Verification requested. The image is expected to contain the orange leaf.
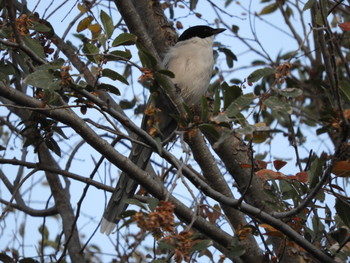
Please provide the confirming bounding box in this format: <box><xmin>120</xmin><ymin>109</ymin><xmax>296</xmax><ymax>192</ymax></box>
<box><xmin>339</xmin><ymin>22</ymin><xmax>350</xmax><ymax>31</ymax></box>
<box><xmin>240</xmin><ymin>163</ymin><xmax>252</xmax><ymax>168</ymax></box>
<box><xmin>77</xmin><ymin>16</ymin><xmax>94</xmax><ymax>32</ymax></box>
<box><xmin>289</xmin><ymin>171</ymin><xmax>308</xmax><ymax>183</ymax></box>
<box><xmin>332</xmin><ymin>161</ymin><xmax>350</xmax><ymax>177</ymax></box>
<box><xmin>273</xmin><ymin>160</ymin><xmax>287</xmax><ymax>171</ymax></box>
<box><xmin>259</xmin><ymin>224</ymin><xmax>284</xmax><ymax>237</ymax></box>
<box><xmin>256</xmin><ymin>169</ymin><xmax>286</xmax><ymax>180</ymax></box>
<box><xmin>236</xmin><ymin>225</ymin><xmax>253</xmax><ymax>241</ymax></box>
<box><xmin>256</xmin><ymin>160</ymin><xmax>267</xmax><ymax>169</ymax></box>
<box><xmin>77</xmin><ymin>3</ymin><xmax>88</xmax><ymax>13</ymax></box>
<box><xmin>202</xmin><ymin>205</ymin><xmax>221</xmax><ymax>224</ymax></box>
<box><xmin>88</xmin><ymin>23</ymin><xmax>102</xmax><ymax>34</ymax></box>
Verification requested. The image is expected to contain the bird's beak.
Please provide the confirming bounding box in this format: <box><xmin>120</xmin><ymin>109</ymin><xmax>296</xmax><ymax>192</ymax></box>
<box><xmin>213</xmin><ymin>28</ymin><xmax>226</xmax><ymax>35</ymax></box>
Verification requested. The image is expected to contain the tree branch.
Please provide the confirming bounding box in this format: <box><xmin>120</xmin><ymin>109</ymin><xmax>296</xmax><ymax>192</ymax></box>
<box><xmin>0</xmin><ymin>158</ymin><xmax>114</xmax><ymax>192</ymax></box>
<box><xmin>185</xmin><ymin>130</ymin><xmax>264</xmax><ymax>262</ymax></box>
<box><xmin>0</xmin><ymin>85</ymin><xmax>336</xmax><ymax>262</ymax></box>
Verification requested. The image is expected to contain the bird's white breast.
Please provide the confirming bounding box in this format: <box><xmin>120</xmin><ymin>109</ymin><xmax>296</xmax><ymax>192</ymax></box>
<box><xmin>163</xmin><ymin>36</ymin><xmax>215</xmax><ymax>105</ymax></box>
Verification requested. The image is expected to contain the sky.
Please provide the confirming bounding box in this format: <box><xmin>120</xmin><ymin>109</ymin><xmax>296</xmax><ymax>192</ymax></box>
<box><xmin>0</xmin><ymin>0</ymin><xmax>336</xmax><ymax>262</ymax></box>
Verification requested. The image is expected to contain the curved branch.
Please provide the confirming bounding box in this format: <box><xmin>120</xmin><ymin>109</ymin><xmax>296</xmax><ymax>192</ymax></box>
<box><xmin>0</xmin><ymin>158</ymin><xmax>114</xmax><ymax>192</ymax></box>
<box><xmin>0</xmin><ymin>83</ymin><xmax>237</xmax><ymax>254</ymax></box>
<box><xmin>38</xmin><ymin>145</ymin><xmax>85</xmax><ymax>263</ymax></box>
<box><xmin>0</xmin><ymin>85</ymin><xmax>336</xmax><ymax>263</ymax></box>
<box><xmin>0</xmin><ymin>197</ymin><xmax>57</xmax><ymax>217</ymax></box>
<box><xmin>185</xmin><ymin>131</ymin><xmax>264</xmax><ymax>262</ymax></box>
<box><xmin>272</xmin><ymin>162</ymin><xmax>332</xmax><ymax>219</ymax></box>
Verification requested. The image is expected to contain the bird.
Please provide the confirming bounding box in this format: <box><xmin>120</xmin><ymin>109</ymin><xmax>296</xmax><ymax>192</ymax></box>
<box><xmin>100</xmin><ymin>25</ymin><xmax>226</xmax><ymax>235</ymax></box>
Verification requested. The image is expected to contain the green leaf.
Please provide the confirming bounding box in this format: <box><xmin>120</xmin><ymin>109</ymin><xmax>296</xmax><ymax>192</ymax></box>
<box><xmin>190</xmin><ymin>239</ymin><xmax>212</xmax><ymax>252</ymax></box>
<box><xmin>259</xmin><ymin>3</ymin><xmax>278</xmax><ymax>15</ymax></box>
<box><xmin>156</xmin><ymin>69</ymin><xmax>175</xmax><ymax>78</ymax></box>
<box><xmin>12</xmin><ymin>51</ymin><xmax>30</xmax><ymax>74</ymax></box>
<box><xmin>154</xmin><ymin>72</ymin><xmax>172</xmax><ymax>92</ymax></box>
<box><xmin>125</xmin><ymin>198</ymin><xmax>147</xmax><ymax>210</ymax></box>
<box><xmin>36</xmin><ymin>59</ymin><xmax>65</xmax><ymax>71</ymax></box>
<box><xmin>218</xmin><ymin>47</ymin><xmax>237</xmax><ymax>68</ymax></box>
<box><xmin>339</xmin><ymin>80</ymin><xmax>350</xmax><ymax>102</ymax></box>
<box><xmin>100</xmin><ymin>10</ymin><xmax>114</xmax><ymax>39</ymax></box>
<box><xmin>102</xmin><ymin>68</ymin><xmax>129</xmax><ymax>85</ymax></box>
<box><xmin>201</xmin><ymin>96</ymin><xmax>209</xmax><ymax>122</ymax></box>
<box><xmin>105</xmin><ymin>50</ymin><xmax>132</xmax><ymax>61</ymax></box>
<box><xmin>45</xmin><ymin>138</ymin><xmax>61</xmax><ymax>157</ymax></box>
<box><xmin>231</xmin><ymin>25</ymin><xmax>239</xmax><ymax>34</ymax></box>
<box><xmin>174</xmin><ymin>104</ymin><xmax>191</xmax><ymax>125</ymax></box>
<box><xmin>335</xmin><ymin>198</ymin><xmax>350</xmax><ymax>228</ymax></box>
<box><xmin>329</xmin><ymin>227</ymin><xmax>348</xmax><ymax>244</ymax></box>
<box><xmin>119</xmin><ymin>210</ymin><xmax>137</xmax><ymax>219</ymax></box>
<box><xmin>312</xmin><ymin>214</ymin><xmax>325</xmax><ymax>236</ymax></box>
<box><xmin>285</xmin><ymin>6</ymin><xmax>294</xmax><ymax>18</ymax></box>
<box><xmin>29</xmin><ymin>21</ymin><xmax>52</xmax><ymax>33</ymax></box>
<box><xmin>225</xmin><ymin>93</ymin><xmax>255</xmax><ymax>118</ymax></box>
<box><xmin>147</xmin><ymin>197</ymin><xmax>159</xmax><ymax>211</ymax></box>
<box><xmin>38</xmin><ymin>225</ymin><xmax>49</xmax><ymax>240</ymax></box>
<box><xmin>120</xmin><ymin>98</ymin><xmax>137</xmax><ymax>109</ymax></box>
<box><xmin>227</xmin><ymin>237</ymin><xmax>246</xmax><ymax>257</ymax></box>
<box><xmin>158</xmin><ymin>240</ymin><xmax>175</xmax><ymax>250</ymax></box>
<box><xmin>213</xmin><ymin>87</ymin><xmax>221</xmax><ymax>116</ymax></box>
<box><xmin>19</xmin><ymin>258</ymin><xmax>39</xmax><ymax>263</ymax></box>
<box><xmin>222</xmin><ymin>82</ymin><xmax>243</xmax><ymax>110</ymax></box>
<box><xmin>251</xmin><ymin>60</ymin><xmax>266</xmax><ymax>66</ymax></box>
<box><xmin>303</xmin><ymin>0</ymin><xmax>315</xmax><ymax>11</ymax></box>
<box><xmin>154</xmin><ymin>137</ymin><xmax>163</xmax><ymax>155</ymax></box>
<box><xmin>212</xmin><ymin>113</ymin><xmax>232</xmax><ymax>123</ymax></box>
<box><xmin>112</xmin><ymin>33</ymin><xmax>137</xmax><ymax>47</ymax></box>
<box><xmin>138</xmin><ymin>43</ymin><xmax>157</xmax><ymax>68</ymax></box>
<box><xmin>23</xmin><ymin>35</ymin><xmax>46</xmax><ymax>59</ymax></box>
<box><xmin>0</xmin><ymin>62</ymin><xmax>16</xmax><ymax>78</ymax></box>
<box><xmin>97</xmin><ymin>83</ymin><xmax>121</xmax><ymax>96</ymax></box>
<box><xmin>247</xmin><ymin>67</ymin><xmax>274</xmax><ymax>83</ymax></box>
<box><xmin>236</xmin><ymin>124</ymin><xmax>257</xmax><ymax>135</ymax></box>
<box><xmin>82</xmin><ymin>42</ymin><xmax>100</xmax><ymax>63</ymax></box>
<box><xmin>225</xmin><ymin>0</ymin><xmax>233</xmax><ymax>7</ymax></box>
<box><xmin>23</xmin><ymin>136</ymin><xmax>37</xmax><ymax>148</ymax></box>
<box><xmin>24</xmin><ymin>70</ymin><xmax>61</xmax><ymax>90</ymax></box>
<box><xmin>264</xmin><ymin>96</ymin><xmax>292</xmax><ymax>115</ymax></box>
<box><xmin>308</xmin><ymin>156</ymin><xmax>324</xmax><ymax>188</ymax></box>
<box><xmin>0</xmin><ymin>253</ymin><xmax>13</xmax><ymax>263</ymax></box>
<box><xmin>52</xmin><ymin>126</ymin><xmax>68</xmax><ymax>139</ymax></box>
<box><xmin>190</xmin><ymin>0</ymin><xmax>198</xmax><ymax>9</ymax></box>
<box><xmin>315</xmin><ymin>10</ymin><xmax>324</xmax><ymax>26</ymax></box>
<box><xmin>276</xmin><ymin>88</ymin><xmax>303</xmax><ymax>98</ymax></box>
<box><xmin>199</xmin><ymin>123</ymin><xmax>220</xmax><ymax>140</ymax></box>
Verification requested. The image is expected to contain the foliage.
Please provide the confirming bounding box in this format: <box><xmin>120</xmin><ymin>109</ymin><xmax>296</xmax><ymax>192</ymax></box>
<box><xmin>0</xmin><ymin>0</ymin><xmax>350</xmax><ymax>263</ymax></box>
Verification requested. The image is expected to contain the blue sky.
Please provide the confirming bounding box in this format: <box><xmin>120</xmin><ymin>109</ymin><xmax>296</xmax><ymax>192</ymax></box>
<box><xmin>1</xmin><ymin>1</ymin><xmax>336</xmax><ymax>262</ymax></box>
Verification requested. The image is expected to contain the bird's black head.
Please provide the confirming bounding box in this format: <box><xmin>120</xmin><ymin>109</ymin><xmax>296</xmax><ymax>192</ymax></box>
<box><xmin>177</xmin><ymin>25</ymin><xmax>226</xmax><ymax>42</ymax></box>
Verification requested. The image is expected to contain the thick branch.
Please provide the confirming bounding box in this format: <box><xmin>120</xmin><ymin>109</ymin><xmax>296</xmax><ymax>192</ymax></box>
<box><xmin>0</xmin><ymin>197</ymin><xmax>57</xmax><ymax>217</ymax></box>
<box><xmin>185</xmin><ymin>131</ymin><xmax>264</xmax><ymax>262</ymax></box>
<box><xmin>0</xmin><ymin>158</ymin><xmax>114</xmax><ymax>192</ymax></box>
<box><xmin>38</xmin><ymin>145</ymin><xmax>85</xmax><ymax>263</ymax></box>
<box><xmin>0</xmin><ymin>85</ymin><xmax>237</xmax><ymax>255</ymax></box>
<box><xmin>0</xmin><ymin>86</ymin><xmax>336</xmax><ymax>263</ymax></box>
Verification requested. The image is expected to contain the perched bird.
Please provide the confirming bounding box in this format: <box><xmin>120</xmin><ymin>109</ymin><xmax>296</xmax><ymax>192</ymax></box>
<box><xmin>100</xmin><ymin>25</ymin><xmax>226</xmax><ymax>235</ymax></box>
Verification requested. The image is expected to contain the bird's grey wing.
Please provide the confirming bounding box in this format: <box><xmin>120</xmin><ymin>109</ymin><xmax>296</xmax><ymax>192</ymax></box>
<box><xmin>101</xmin><ymin>93</ymin><xmax>177</xmax><ymax>235</ymax></box>
<box><xmin>101</xmin><ymin>143</ymin><xmax>153</xmax><ymax>235</ymax></box>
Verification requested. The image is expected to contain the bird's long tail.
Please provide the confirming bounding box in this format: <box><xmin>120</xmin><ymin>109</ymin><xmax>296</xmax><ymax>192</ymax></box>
<box><xmin>100</xmin><ymin>144</ymin><xmax>153</xmax><ymax>235</ymax></box>
<box><xmin>101</xmin><ymin>92</ymin><xmax>177</xmax><ymax>235</ymax></box>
